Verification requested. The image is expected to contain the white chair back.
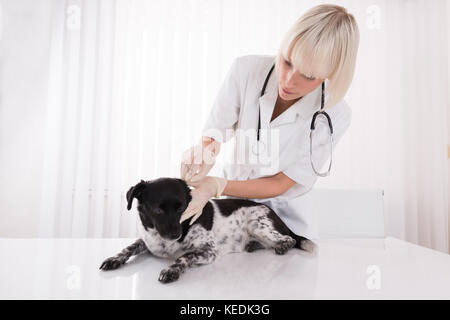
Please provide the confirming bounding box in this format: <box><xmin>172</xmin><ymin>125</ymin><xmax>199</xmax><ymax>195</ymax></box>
<box><xmin>305</xmin><ymin>188</ymin><xmax>385</xmax><ymax>239</ymax></box>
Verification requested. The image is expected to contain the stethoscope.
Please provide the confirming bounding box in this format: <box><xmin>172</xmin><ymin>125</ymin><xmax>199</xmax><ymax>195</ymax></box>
<box><xmin>255</xmin><ymin>63</ymin><xmax>334</xmax><ymax>177</ymax></box>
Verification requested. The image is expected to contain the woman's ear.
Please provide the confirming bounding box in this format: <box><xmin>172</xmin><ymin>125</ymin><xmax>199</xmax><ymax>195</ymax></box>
<box><xmin>126</xmin><ymin>180</ymin><xmax>147</xmax><ymax>210</ymax></box>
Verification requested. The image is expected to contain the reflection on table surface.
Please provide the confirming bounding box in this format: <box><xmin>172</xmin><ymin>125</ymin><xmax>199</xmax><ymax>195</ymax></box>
<box><xmin>0</xmin><ymin>237</ymin><xmax>449</xmax><ymax>299</ymax></box>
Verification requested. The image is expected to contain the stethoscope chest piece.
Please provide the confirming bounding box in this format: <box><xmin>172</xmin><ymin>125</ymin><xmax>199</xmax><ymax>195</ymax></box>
<box><xmin>251</xmin><ymin>139</ymin><xmax>266</xmax><ymax>156</ymax></box>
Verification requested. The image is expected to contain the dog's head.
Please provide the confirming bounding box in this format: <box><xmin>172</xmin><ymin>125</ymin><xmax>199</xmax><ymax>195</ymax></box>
<box><xmin>126</xmin><ymin>178</ymin><xmax>192</xmax><ymax>240</ymax></box>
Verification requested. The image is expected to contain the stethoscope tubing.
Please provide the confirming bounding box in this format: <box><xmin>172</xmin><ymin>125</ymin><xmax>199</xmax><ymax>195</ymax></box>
<box><xmin>256</xmin><ymin>63</ymin><xmax>334</xmax><ymax>177</ymax></box>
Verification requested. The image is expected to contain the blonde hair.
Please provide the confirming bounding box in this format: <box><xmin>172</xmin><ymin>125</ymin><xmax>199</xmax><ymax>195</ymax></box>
<box><xmin>275</xmin><ymin>4</ymin><xmax>360</xmax><ymax>109</ymax></box>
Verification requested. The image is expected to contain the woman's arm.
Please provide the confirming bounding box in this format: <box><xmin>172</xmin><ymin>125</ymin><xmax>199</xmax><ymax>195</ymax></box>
<box><xmin>199</xmin><ymin>136</ymin><xmax>296</xmax><ymax>198</ymax></box>
<box><xmin>223</xmin><ymin>172</ymin><xmax>296</xmax><ymax>199</ymax></box>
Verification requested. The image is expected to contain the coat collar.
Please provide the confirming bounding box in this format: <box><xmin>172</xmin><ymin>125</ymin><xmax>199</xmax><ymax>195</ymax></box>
<box><xmin>258</xmin><ymin>64</ymin><xmax>324</xmax><ymax>130</ymax></box>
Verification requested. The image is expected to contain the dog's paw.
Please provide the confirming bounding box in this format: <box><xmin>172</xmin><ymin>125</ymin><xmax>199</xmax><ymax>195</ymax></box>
<box><xmin>159</xmin><ymin>268</ymin><xmax>181</xmax><ymax>283</ymax></box>
<box><xmin>99</xmin><ymin>256</ymin><xmax>125</xmax><ymax>271</ymax></box>
<box><xmin>300</xmin><ymin>239</ymin><xmax>318</xmax><ymax>255</ymax></box>
<box><xmin>245</xmin><ymin>240</ymin><xmax>265</xmax><ymax>252</ymax></box>
<box><xmin>274</xmin><ymin>237</ymin><xmax>296</xmax><ymax>255</ymax></box>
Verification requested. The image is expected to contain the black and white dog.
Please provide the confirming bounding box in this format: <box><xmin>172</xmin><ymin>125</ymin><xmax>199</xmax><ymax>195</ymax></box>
<box><xmin>99</xmin><ymin>178</ymin><xmax>315</xmax><ymax>283</ymax></box>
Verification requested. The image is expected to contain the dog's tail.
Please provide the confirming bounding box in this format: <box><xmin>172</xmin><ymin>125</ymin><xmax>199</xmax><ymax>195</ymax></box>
<box><xmin>288</xmin><ymin>230</ymin><xmax>317</xmax><ymax>254</ymax></box>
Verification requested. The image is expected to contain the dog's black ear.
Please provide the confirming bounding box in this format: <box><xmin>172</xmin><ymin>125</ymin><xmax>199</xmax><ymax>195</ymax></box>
<box><xmin>176</xmin><ymin>178</ymin><xmax>192</xmax><ymax>204</ymax></box>
<box><xmin>126</xmin><ymin>179</ymin><xmax>147</xmax><ymax>211</ymax></box>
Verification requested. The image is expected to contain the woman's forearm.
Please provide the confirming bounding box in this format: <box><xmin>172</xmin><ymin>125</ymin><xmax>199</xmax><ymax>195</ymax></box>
<box><xmin>199</xmin><ymin>136</ymin><xmax>296</xmax><ymax>198</ymax></box>
<box><xmin>222</xmin><ymin>172</ymin><xmax>296</xmax><ymax>199</ymax></box>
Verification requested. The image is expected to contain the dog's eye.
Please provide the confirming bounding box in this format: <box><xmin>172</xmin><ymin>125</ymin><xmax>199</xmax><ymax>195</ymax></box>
<box><xmin>177</xmin><ymin>206</ymin><xmax>185</xmax><ymax>213</ymax></box>
<box><xmin>154</xmin><ymin>208</ymin><xmax>164</xmax><ymax>215</ymax></box>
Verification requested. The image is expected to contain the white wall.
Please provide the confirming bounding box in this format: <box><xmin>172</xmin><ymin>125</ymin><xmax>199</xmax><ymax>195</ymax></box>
<box><xmin>0</xmin><ymin>0</ymin><xmax>51</xmax><ymax>237</ymax></box>
<box><xmin>0</xmin><ymin>1</ymin><xmax>448</xmax><ymax>253</ymax></box>
<box><xmin>447</xmin><ymin>0</ymin><xmax>450</xmax><ymax>252</ymax></box>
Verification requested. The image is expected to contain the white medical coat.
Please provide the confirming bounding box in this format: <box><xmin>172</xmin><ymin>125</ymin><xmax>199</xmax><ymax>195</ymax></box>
<box><xmin>202</xmin><ymin>55</ymin><xmax>352</xmax><ymax>240</ymax></box>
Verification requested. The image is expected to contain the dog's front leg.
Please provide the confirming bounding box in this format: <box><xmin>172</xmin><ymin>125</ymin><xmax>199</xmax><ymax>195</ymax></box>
<box><xmin>100</xmin><ymin>239</ymin><xmax>149</xmax><ymax>271</ymax></box>
<box><xmin>158</xmin><ymin>244</ymin><xmax>217</xmax><ymax>283</ymax></box>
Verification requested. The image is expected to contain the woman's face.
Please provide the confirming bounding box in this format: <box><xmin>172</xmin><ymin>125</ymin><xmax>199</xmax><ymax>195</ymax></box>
<box><xmin>276</xmin><ymin>55</ymin><xmax>324</xmax><ymax>101</ymax></box>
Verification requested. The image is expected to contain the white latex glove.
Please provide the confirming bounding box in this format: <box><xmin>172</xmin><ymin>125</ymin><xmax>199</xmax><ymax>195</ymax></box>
<box><xmin>180</xmin><ymin>140</ymin><xmax>220</xmax><ymax>183</ymax></box>
<box><xmin>179</xmin><ymin>176</ymin><xmax>227</xmax><ymax>225</ymax></box>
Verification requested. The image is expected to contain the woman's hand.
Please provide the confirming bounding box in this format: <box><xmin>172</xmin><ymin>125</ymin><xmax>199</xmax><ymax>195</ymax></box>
<box><xmin>179</xmin><ymin>176</ymin><xmax>227</xmax><ymax>225</ymax></box>
<box><xmin>180</xmin><ymin>139</ymin><xmax>221</xmax><ymax>183</ymax></box>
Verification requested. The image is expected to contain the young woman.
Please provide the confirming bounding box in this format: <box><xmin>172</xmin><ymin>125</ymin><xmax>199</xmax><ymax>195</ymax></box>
<box><xmin>179</xmin><ymin>4</ymin><xmax>359</xmax><ymax>240</ymax></box>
